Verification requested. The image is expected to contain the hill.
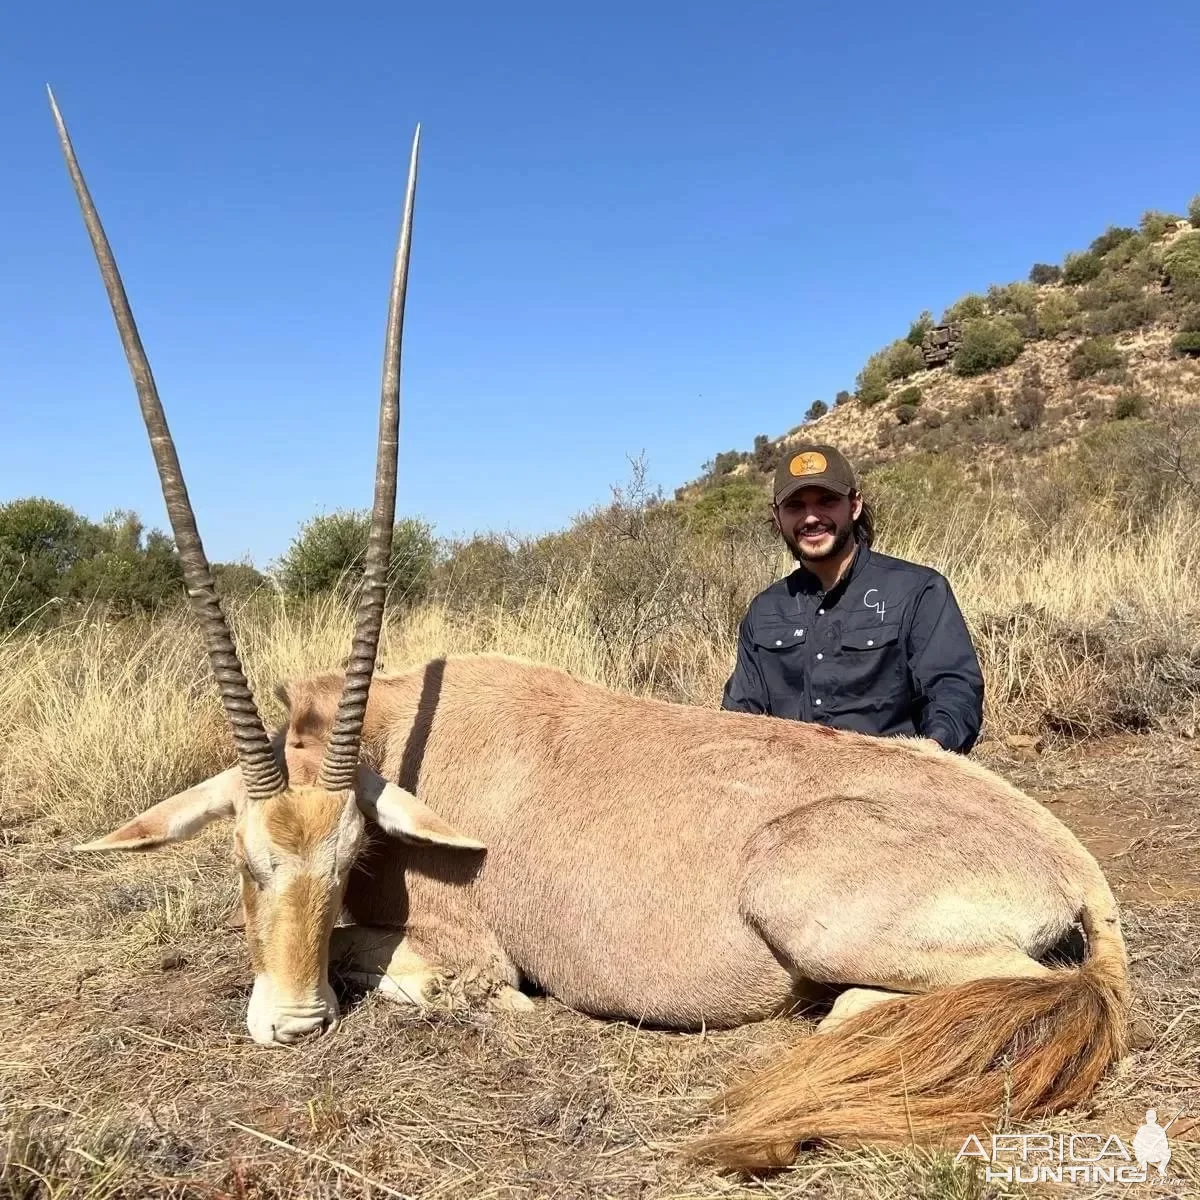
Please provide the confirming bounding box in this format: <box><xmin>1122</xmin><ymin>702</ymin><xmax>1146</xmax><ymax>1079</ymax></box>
<box><xmin>679</xmin><ymin>200</ymin><xmax>1200</xmax><ymax>509</ymax></box>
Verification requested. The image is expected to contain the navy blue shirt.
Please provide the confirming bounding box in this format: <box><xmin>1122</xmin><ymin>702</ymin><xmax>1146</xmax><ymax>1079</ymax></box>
<box><xmin>720</xmin><ymin>542</ymin><xmax>984</xmax><ymax>753</ymax></box>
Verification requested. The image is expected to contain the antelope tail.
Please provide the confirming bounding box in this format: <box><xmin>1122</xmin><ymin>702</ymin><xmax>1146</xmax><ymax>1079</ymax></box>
<box><xmin>690</xmin><ymin>900</ymin><xmax>1130</xmax><ymax>1174</ymax></box>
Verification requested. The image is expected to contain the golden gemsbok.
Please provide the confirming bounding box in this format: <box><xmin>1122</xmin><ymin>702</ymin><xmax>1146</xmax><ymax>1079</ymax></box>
<box><xmin>52</xmin><ymin>91</ymin><xmax>1129</xmax><ymax>1173</ymax></box>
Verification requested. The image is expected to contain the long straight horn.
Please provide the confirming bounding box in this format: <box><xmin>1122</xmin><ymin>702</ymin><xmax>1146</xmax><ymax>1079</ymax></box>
<box><xmin>48</xmin><ymin>87</ymin><xmax>286</xmax><ymax>802</ymax></box>
<box><xmin>318</xmin><ymin>126</ymin><xmax>420</xmax><ymax>793</ymax></box>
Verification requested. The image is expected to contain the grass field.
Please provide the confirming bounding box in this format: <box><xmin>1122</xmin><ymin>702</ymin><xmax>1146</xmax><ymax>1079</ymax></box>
<box><xmin>3</xmin><ymin>497</ymin><xmax>1199</xmax><ymax>1198</ymax></box>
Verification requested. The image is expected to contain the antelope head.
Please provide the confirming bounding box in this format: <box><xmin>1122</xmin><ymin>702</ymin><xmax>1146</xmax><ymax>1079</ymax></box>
<box><xmin>51</xmin><ymin>91</ymin><xmax>484</xmax><ymax>1045</ymax></box>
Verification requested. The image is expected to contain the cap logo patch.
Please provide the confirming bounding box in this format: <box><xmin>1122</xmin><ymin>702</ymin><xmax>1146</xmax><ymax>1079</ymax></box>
<box><xmin>789</xmin><ymin>451</ymin><xmax>827</xmax><ymax>477</ymax></box>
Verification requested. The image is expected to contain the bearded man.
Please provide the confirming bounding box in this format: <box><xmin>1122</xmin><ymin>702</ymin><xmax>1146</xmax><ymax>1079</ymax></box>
<box><xmin>720</xmin><ymin>443</ymin><xmax>985</xmax><ymax>753</ymax></box>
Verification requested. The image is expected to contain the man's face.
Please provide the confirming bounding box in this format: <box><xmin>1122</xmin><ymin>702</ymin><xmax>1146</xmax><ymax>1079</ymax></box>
<box><xmin>773</xmin><ymin>486</ymin><xmax>862</xmax><ymax>563</ymax></box>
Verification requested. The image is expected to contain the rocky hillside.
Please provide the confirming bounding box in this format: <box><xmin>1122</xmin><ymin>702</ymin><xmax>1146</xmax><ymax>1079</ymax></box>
<box><xmin>682</xmin><ymin>200</ymin><xmax>1200</xmax><ymax>502</ymax></box>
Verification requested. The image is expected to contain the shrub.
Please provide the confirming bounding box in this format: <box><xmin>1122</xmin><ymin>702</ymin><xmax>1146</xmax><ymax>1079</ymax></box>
<box><xmin>1013</xmin><ymin>375</ymin><xmax>1047</xmax><ymax>430</ymax></box>
<box><xmin>942</xmin><ymin>293</ymin><xmax>987</xmax><ymax>322</ymax></box>
<box><xmin>894</xmin><ymin>385</ymin><xmax>923</xmax><ymax>407</ymax></box>
<box><xmin>1163</xmin><ymin>232</ymin><xmax>1200</xmax><ymax>302</ymax></box>
<box><xmin>805</xmin><ymin>399</ymin><xmax>828</xmax><ymax>421</ymax></box>
<box><xmin>986</xmin><ymin>282</ymin><xmax>1038</xmax><ymax>317</ymax></box>
<box><xmin>1068</xmin><ymin>337</ymin><xmax>1126</xmax><ymax>380</ymax></box>
<box><xmin>894</xmin><ymin>404</ymin><xmax>918</xmax><ymax>425</ymax></box>
<box><xmin>1113</xmin><ymin>392</ymin><xmax>1145</xmax><ymax>420</ymax></box>
<box><xmin>753</xmin><ymin>434</ymin><xmax>780</xmax><ymax>472</ymax></box>
<box><xmin>834</xmin><ymin>389</ymin><xmax>852</xmax><ymax>407</ymax></box>
<box><xmin>276</xmin><ymin>508</ymin><xmax>436</xmax><ymax>603</ymax></box>
<box><xmin>921</xmin><ymin>408</ymin><xmax>945</xmax><ymax>429</ymax></box>
<box><xmin>882</xmin><ymin>339</ymin><xmax>925</xmax><ymax>380</ymax></box>
<box><xmin>1089</xmin><ymin>226</ymin><xmax>1137</xmax><ymax>257</ymax></box>
<box><xmin>1172</xmin><ymin>332</ymin><xmax>1200</xmax><ymax>357</ymax></box>
<box><xmin>953</xmin><ymin>317</ymin><xmax>1025</xmax><ymax>376</ymax></box>
<box><xmin>905</xmin><ymin>310</ymin><xmax>935</xmax><ymax>347</ymax></box>
<box><xmin>1190</xmin><ymin>194</ymin><xmax>1200</xmax><ymax>228</ymax></box>
<box><xmin>1029</xmin><ymin>262</ymin><xmax>1062</xmax><ymax>285</ymax></box>
<box><xmin>1062</xmin><ymin>251</ymin><xmax>1103</xmax><ymax>285</ymax></box>
<box><xmin>966</xmin><ymin>386</ymin><xmax>1003</xmax><ymax>419</ymax></box>
<box><xmin>1180</xmin><ymin>305</ymin><xmax>1200</xmax><ymax>333</ymax></box>
<box><xmin>1035</xmin><ymin>291</ymin><xmax>1080</xmax><ymax>338</ymax></box>
<box><xmin>707</xmin><ymin>449</ymin><xmax>748</xmax><ymax>476</ymax></box>
<box><xmin>0</xmin><ymin>499</ymin><xmax>184</xmax><ymax>629</ymax></box>
<box><xmin>1140</xmin><ymin>210</ymin><xmax>1181</xmax><ymax>240</ymax></box>
<box><xmin>213</xmin><ymin>561</ymin><xmax>269</xmax><ymax>599</ymax></box>
<box><xmin>855</xmin><ymin>360</ymin><xmax>890</xmax><ymax>407</ymax></box>
<box><xmin>1083</xmin><ymin>295</ymin><xmax>1167</xmax><ymax>336</ymax></box>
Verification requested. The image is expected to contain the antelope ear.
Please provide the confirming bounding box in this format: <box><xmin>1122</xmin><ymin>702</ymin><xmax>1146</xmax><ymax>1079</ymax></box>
<box><xmin>354</xmin><ymin>765</ymin><xmax>486</xmax><ymax>851</ymax></box>
<box><xmin>76</xmin><ymin>765</ymin><xmax>242</xmax><ymax>851</ymax></box>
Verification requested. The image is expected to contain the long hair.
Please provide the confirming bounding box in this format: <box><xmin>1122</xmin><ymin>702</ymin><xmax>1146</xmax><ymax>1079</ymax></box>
<box><xmin>854</xmin><ymin>493</ymin><xmax>876</xmax><ymax>547</ymax></box>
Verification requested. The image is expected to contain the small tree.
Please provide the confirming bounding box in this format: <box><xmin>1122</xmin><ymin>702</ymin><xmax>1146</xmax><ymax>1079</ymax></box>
<box><xmin>752</xmin><ymin>434</ymin><xmax>780</xmax><ymax>472</ymax></box>
<box><xmin>1029</xmin><ymin>263</ymin><xmax>1062</xmax><ymax>285</ymax></box>
<box><xmin>953</xmin><ymin>318</ymin><xmax>1025</xmax><ymax>376</ymax></box>
<box><xmin>1190</xmin><ymin>194</ymin><xmax>1200</xmax><ymax>229</ymax></box>
<box><xmin>1062</xmin><ymin>252</ymin><xmax>1103</xmax><ymax>285</ymax></box>
<box><xmin>1163</xmin><ymin>232</ymin><xmax>1200</xmax><ymax>302</ymax></box>
<box><xmin>276</xmin><ymin>508</ymin><xmax>437</xmax><ymax>605</ymax></box>
<box><xmin>1068</xmin><ymin>337</ymin><xmax>1126</xmax><ymax>380</ymax></box>
<box><xmin>905</xmin><ymin>310</ymin><xmax>934</xmax><ymax>347</ymax></box>
<box><xmin>834</xmin><ymin>389</ymin><xmax>852</xmax><ymax>407</ymax></box>
<box><xmin>805</xmin><ymin>399</ymin><xmax>828</xmax><ymax>421</ymax></box>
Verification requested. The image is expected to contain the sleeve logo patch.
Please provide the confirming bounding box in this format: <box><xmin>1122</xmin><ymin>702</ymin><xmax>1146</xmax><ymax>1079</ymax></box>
<box><xmin>788</xmin><ymin>451</ymin><xmax>828</xmax><ymax>477</ymax></box>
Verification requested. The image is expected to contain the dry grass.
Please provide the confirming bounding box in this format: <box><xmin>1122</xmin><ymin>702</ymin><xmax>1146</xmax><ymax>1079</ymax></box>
<box><xmin>2</xmin><ymin>499</ymin><xmax>1199</xmax><ymax>1197</ymax></box>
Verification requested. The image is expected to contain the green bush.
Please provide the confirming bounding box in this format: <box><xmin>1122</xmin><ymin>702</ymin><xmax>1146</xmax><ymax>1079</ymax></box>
<box><xmin>276</xmin><ymin>508</ymin><xmax>436</xmax><ymax>603</ymax></box>
<box><xmin>1141</xmin><ymin>210</ymin><xmax>1181</xmax><ymax>240</ymax></box>
<box><xmin>1083</xmin><ymin>295</ymin><xmax>1167</xmax><ymax>336</ymax></box>
<box><xmin>1190</xmin><ymin>194</ymin><xmax>1200</xmax><ymax>228</ymax></box>
<box><xmin>834</xmin><ymin>389</ymin><xmax>852</xmax><ymax>407</ymax></box>
<box><xmin>1089</xmin><ymin>226</ymin><xmax>1138</xmax><ymax>257</ymax></box>
<box><xmin>1035</xmin><ymin>291</ymin><xmax>1080</xmax><ymax>338</ymax></box>
<box><xmin>805</xmin><ymin>399</ymin><xmax>828</xmax><ymax>421</ymax></box>
<box><xmin>894</xmin><ymin>404</ymin><xmax>918</xmax><ymax>425</ymax></box>
<box><xmin>1172</xmin><ymin>332</ymin><xmax>1200</xmax><ymax>357</ymax></box>
<box><xmin>1062</xmin><ymin>252</ymin><xmax>1104</xmax><ymax>285</ymax></box>
<box><xmin>706</xmin><ymin>449</ymin><xmax>748</xmax><ymax>477</ymax></box>
<box><xmin>894</xmin><ymin>385</ymin><xmax>923</xmax><ymax>407</ymax></box>
<box><xmin>753</xmin><ymin>434</ymin><xmax>780</xmax><ymax>472</ymax></box>
<box><xmin>1068</xmin><ymin>337</ymin><xmax>1126</xmax><ymax>379</ymax></box>
<box><xmin>213</xmin><ymin>561</ymin><xmax>269</xmax><ymax>599</ymax></box>
<box><xmin>986</xmin><ymin>282</ymin><xmax>1038</xmax><ymax>316</ymax></box>
<box><xmin>1029</xmin><ymin>262</ymin><xmax>1062</xmax><ymax>285</ymax></box>
<box><xmin>953</xmin><ymin>317</ymin><xmax>1025</xmax><ymax>376</ymax></box>
<box><xmin>1179</xmin><ymin>305</ymin><xmax>1200</xmax><ymax>333</ymax></box>
<box><xmin>1113</xmin><ymin>392</ymin><xmax>1145</xmax><ymax>420</ymax></box>
<box><xmin>0</xmin><ymin>499</ymin><xmax>184</xmax><ymax>629</ymax></box>
<box><xmin>905</xmin><ymin>310</ymin><xmax>935</xmax><ymax>347</ymax></box>
<box><xmin>855</xmin><ymin>360</ymin><xmax>890</xmax><ymax>407</ymax></box>
<box><xmin>1163</xmin><ymin>232</ymin><xmax>1200</xmax><ymax>302</ymax></box>
<box><xmin>942</xmin><ymin>293</ymin><xmax>988</xmax><ymax>322</ymax></box>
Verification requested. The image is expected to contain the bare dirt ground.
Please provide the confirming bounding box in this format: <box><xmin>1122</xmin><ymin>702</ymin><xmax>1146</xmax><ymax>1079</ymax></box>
<box><xmin>2</xmin><ymin>734</ymin><xmax>1197</xmax><ymax>1199</ymax></box>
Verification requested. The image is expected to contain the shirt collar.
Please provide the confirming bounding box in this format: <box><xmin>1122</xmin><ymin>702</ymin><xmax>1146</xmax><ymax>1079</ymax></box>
<box><xmin>787</xmin><ymin>538</ymin><xmax>871</xmax><ymax>602</ymax></box>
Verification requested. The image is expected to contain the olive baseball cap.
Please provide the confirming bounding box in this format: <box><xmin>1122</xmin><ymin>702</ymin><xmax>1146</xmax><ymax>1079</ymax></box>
<box><xmin>773</xmin><ymin>443</ymin><xmax>857</xmax><ymax>505</ymax></box>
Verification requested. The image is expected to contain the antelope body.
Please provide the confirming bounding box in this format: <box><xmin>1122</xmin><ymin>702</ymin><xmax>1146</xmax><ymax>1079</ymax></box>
<box><xmin>51</xmin><ymin>93</ymin><xmax>1130</xmax><ymax>1172</ymax></box>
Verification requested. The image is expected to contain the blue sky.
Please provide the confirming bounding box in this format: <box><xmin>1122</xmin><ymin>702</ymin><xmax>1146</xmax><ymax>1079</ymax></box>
<box><xmin>3</xmin><ymin>1</ymin><xmax>1198</xmax><ymax>567</ymax></box>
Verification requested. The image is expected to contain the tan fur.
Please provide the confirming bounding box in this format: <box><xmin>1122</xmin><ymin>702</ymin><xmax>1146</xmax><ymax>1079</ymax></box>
<box><xmin>262</xmin><ymin>788</ymin><xmax>344</xmax><ymax>857</ymax></box>
<box><xmin>94</xmin><ymin>651</ymin><xmax>1130</xmax><ymax>1161</ymax></box>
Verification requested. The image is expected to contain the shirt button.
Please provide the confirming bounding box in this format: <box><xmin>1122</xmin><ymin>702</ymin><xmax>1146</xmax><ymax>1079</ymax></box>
<box><xmin>775</xmin><ymin>639</ymin><xmax>783</xmax><ymax>646</ymax></box>
<box><xmin>867</xmin><ymin>639</ymin><xmax>874</xmax><ymax>647</ymax></box>
<box><xmin>816</xmin><ymin>652</ymin><xmax>823</xmax><ymax>660</ymax></box>
<box><xmin>815</xmin><ymin>698</ymin><xmax>822</xmax><ymax>706</ymax></box>
<box><xmin>818</xmin><ymin>608</ymin><xmax>825</xmax><ymax>615</ymax></box>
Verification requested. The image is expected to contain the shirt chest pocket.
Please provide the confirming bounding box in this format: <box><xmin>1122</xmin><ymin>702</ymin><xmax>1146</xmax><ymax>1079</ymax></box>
<box><xmin>837</xmin><ymin>621</ymin><xmax>903</xmax><ymax>690</ymax></box>
<box><xmin>752</xmin><ymin>621</ymin><xmax>809</xmax><ymax>687</ymax></box>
